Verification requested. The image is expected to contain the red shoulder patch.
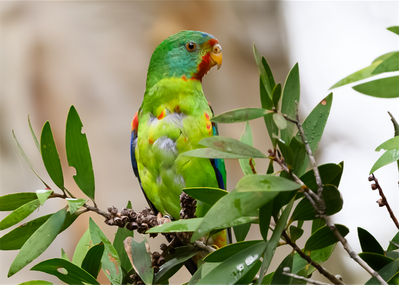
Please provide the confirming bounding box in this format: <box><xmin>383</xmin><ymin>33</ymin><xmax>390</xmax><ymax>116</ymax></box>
<box><xmin>131</xmin><ymin>111</ymin><xmax>139</xmax><ymax>132</ymax></box>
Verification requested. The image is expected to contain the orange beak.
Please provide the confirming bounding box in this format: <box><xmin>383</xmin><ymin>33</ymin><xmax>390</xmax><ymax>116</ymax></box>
<box><xmin>210</xmin><ymin>44</ymin><xmax>223</xmax><ymax>70</ymax></box>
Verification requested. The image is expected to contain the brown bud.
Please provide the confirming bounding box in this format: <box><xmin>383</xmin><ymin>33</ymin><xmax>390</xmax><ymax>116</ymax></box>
<box><xmin>121</xmin><ymin>216</ymin><xmax>129</xmax><ymax>224</ymax></box>
<box><xmin>368</xmin><ymin>176</ymin><xmax>374</xmax><ymax>182</ymax></box>
<box><xmin>149</xmin><ymin>233</ymin><xmax>158</xmax><ymax>238</ymax></box>
<box><xmin>120</xmin><ymin>208</ymin><xmax>129</xmax><ymax>216</ymax></box>
<box><xmin>160</xmin><ymin>243</ymin><xmax>167</xmax><ymax>251</ymax></box>
<box><xmin>129</xmin><ymin>211</ymin><xmax>137</xmax><ymax>220</ymax></box>
<box><xmin>158</xmin><ymin>256</ymin><xmax>165</xmax><ymax>265</ymax></box>
<box><xmin>152</xmin><ymin>251</ymin><xmax>161</xmax><ymax>259</ymax></box>
<box><xmin>377</xmin><ymin>199</ymin><xmax>385</xmax><ymax>207</ymax></box>
<box><xmin>371</xmin><ymin>184</ymin><xmax>378</xmax><ymax>190</ymax></box>
<box><xmin>130</xmin><ymin>222</ymin><xmax>138</xmax><ymax>230</ymax></box>
<box><xmin>153</xmin><ymin>267</ymin><xmax>159</xmax><ymax>273</ymax></box>
<box><xmin>126</xmin><ymin>222</ymin><xmax>135</xmax><ymax>231</ymax></box>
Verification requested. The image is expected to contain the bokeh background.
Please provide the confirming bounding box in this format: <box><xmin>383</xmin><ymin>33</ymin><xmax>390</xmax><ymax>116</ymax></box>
<box><xmin>1</xmin><ymin>1</ymin><xmax>398</xmax><ymax>284</ymax></box>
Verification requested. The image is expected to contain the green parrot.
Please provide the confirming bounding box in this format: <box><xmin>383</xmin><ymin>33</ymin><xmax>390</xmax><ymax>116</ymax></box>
<box><xmin>130</xmin><ymin>30</ymin><xmax>227</xmax><ymax>249</ymax></box>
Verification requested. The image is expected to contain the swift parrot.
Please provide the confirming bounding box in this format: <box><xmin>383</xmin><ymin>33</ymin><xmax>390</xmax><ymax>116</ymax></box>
<box><xmin>130</xmin><ymin>30</ymin><xmax>227</xmax><ymax>248</ymax></box>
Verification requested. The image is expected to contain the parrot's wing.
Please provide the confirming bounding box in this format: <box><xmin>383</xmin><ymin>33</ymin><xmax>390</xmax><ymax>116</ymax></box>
<box><xmin>208</xmin><ymin>102</ymin><xmax>227</xmax><ymax>190</ymax></box>
<box><xmin>130</xmin><ymin>111</ymin><xmax>159</xmax><ymax>215</ymax></box>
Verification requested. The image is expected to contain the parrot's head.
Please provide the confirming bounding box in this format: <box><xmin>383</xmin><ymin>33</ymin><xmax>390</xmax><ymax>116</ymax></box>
<box><xmin>146</xmin><ymin>30</ymin><xmax>222</xmax><ymax>88</ymax></box>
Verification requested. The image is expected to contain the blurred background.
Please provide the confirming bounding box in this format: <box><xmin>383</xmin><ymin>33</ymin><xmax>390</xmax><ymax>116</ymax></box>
<box><xmin>0</xmin><ymin>1</ymin><xmax>398</xmax><ymax>284</ymax></box>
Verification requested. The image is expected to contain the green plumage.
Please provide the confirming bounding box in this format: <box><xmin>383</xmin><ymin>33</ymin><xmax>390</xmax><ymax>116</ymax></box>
<box><xmin>133</xmin><ymin>31</ymin><xmax>224</xmax><ymax>220</ymax></box>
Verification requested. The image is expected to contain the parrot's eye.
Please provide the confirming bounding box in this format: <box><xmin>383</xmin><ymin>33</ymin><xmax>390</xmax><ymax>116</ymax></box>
<box><xmin>186</xmin><ymin>42</ymin><xmax>196</xmax><ymax>52</ymax></box>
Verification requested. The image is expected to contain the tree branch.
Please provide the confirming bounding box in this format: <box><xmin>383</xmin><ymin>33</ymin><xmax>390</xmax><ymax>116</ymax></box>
<box><xmin>282</xmin><ymin>230</ymin><xmax>344</xmax><ymax>284</ymax></box>
<box><xmin>280</xmin><ymin>105</ymin><xmax>388</xmax><ymax>285</ymax></box>
<box><xmin>369</xmin><ymin>174</ymin><xmax>399</xmax><ymax>230</ymax></box>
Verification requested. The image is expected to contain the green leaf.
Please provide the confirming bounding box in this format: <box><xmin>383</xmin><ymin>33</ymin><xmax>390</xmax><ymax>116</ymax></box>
<box><xmin>41</xmin><ymin>121</ymin><xmax>64</xmax><ymax>189</ymax></box>
<box><xmin>211</xmin><ymin>108</ymin><xmax>269</xmax><ymax>124</ymax></box>
<box><xmin>259</xmin><ymin>200</ymin><xmax>273</xmax><ymax>242</ymax></box>
<box><xmin>154</xmin><ymin>246</ymin><xmax>200</xmax><ymax>284</ymax></box>
<box><xmin>281</xmin><ymin>63</ymin><xmax>300</xmax><ymax>145</ymax></box>
<box><xmin>258</xmin><ymin>198</ymin><xmax>294</xmax><ymax>284</ymax></box>
<box><xmin>330</xmin><ymin>61</ymin><xmax>381</xmax><ymax>89</ymax></box>
<box><xmin>65</xmin><ymin>106</ymin><xmax>95</xmax><ymax>200</ymax></box>
<box><xmin>0</xmin><ymin>214</ymin><xmax>51</xmax><ymax>250</ymax></box>
<box><xmin>0</xmin><ymin>193</ymin><xmax>38</xmax><ymax>211</ymax></box>
<box><xmin>261</xmin><ymin>79</ymin><xmax>278</xmax><ymax>146</ymax></box>
<box><xmin>273</xmin><ymin>113</ymin><xmax>287</xmax><ymax>130</ymax></box>
<box><xmin>61</xmin><ymin>248</ymin><xmax>69</xmax><ymax>261</ymax></box>
<box><xmin>289</xmin><ymin>225</ymin><xmax>304</xmax><ymax>243</ymax></box>
<box><xmin>191</xmin><ymin>189</ymin><xmax>280</xmax><ymax>242</ymax></box>
<box><xmin>81</xmin><ymin>242</ymin><xmax>104</xmax><ymax>278</ymax></box>
<box><xmin>372</xmin><ymin>52</ymin><xmax>399</xmax><ymax>74</ymax></box>
<box><xmin>191</xmin><ymin>175</ymin><xmax>298</xmax><ymax>242</ymax></box>
<box><xmin>260</xmin><ymin>272</ymin><xmax>274</xmax><ymax>285</ymax></box>
<box><xmin>18</xmin><ymin>280</ymin><xmax>53</xmax><ymax>285</ymax></box>
<box><xmin>147</xmin><ymin>218</ymin><xmax>202</xmax><ymax>233</ymax></box>
<box><xmin>235</xmin><ymin>259</ymin><xmax>262</xmax><ymax>285</ymax></box>
<box><xmin>353</xmin><ymin>76</ymin><xmax>399</xmax><ymax>98</ymax></box>
<box><xmin>359</xmin><ymin>252</ymin><xmax>394</xmax><ymax>271</ymax></box>
<box><xmin>124</xmin><ymin>237</ymin><xmax>153</xmax><ymax>285</ymax></box>
<box><xmin>89</xmin><ymin>218</ymin><xmax>122</xmax><ymax>285</ymax></box>
<box><xmin>72</xmin><ymin>229</ymin><xmax>92</xmax><ymax>266</ymax></box>
<box><xmin>370</xmin><ymin>149</ymin><xmax>399</xmax><ymax>173</ymax></box>
<box><xmin>300</xmin><ymin>163</ymin><xmax>343</xmax><ymax>191</ymax></box>
<box><xmin>374</xmin><ymin>52</ymin><xmax>399</xmax><ymax>64</ymax></box>
<box><xmin>253</xmin><ymin>45</ymin><xmax>275</xmax><ymax>100</ymax></box>
<box><xmin>289</xmin><ymin>137</ymin><xmax>307</xmax><ymax>176</ymax></box>
<box><xmin>389</xmin><ymin>271</ymin><xmax>399</xmax><ymax>284</ymax></box>
<box><xmin>236</xmin><ymin>174</ymin><xmax>300</xmax><ymax>193</ymax></box>
<box><xmin>271</xmin><ymin>253</ymin><xmax>294</xmax><ymax>285</ymax></box>
<box><xmin>8</xmin><ymin>208</ymin><xmax>66</xmax><ymax>277</ymax></box>
<box><xmin>304</xmin><ymin>224</ymin><xmax>349</xmax><ymax>251</ymax></box>
<box><xmin>12</xmin><ymin>131</ymin><xmax>49</xmax><ymax>188</ymax></box>
<box><xmin>358</xmin><ymin>227</ymin><xmax>385</xmax><ymax>255</ymax></box>
<box><xmin>148</xmin><ymin>216</ymin><xmax>256</xmax><ymax>234</ymax></box>
<box><xmin>387</xmin><ymin>231</ymin><xmax>399</xmax><ymax>251</ymax></box>
<box><xmin>365</xmin><ymin>258</ymin><xmax>399</xmax><ymax>284</ymax></box>
<box><xmin>1</xmin><ymin>211</ymin><xmax>79</xmax><ymax>251</ymax></box>
<box><xmin>28</xmin><ymin>115</ymin><xmax>40</xmax><ymax>152</ymax></box>
<box><xmin>272</xmin><ymin>83</ymin><xmax>282</xmax><ymax>109</ymax></box>
<box><xmin>113</xmin><ymin>201</ymin><xmax>134</xmax><ymax>277</ymax></box>
<box><xmin>233</xmin><ymin>223</ymin><xmax>251</xmax><ymax>242</ymax></box>
<box><xmin>376</xmin><ymin>136</ymin><xmax>399</xmax><ymax>151</ymax></box>
<box><xmin>66</xmin><ymin>198</ymin><xmax>87</xmax><ymax>214</ymax></box>
<box><xmin>291</xmin><ymin>185</ymin><xmax>343</xmax><ymax>221</ymax></box>
<box><xmin>386</xmin><ymin>251</ymin><xmax>399</xmax><ymax>260</ymax></box>
<box><xmin>183</xmin><ymin>187</ymin><xmax>228</xmax><ymax>206</ymax></box>
<box><xmin>197</xmin><ymin>241</ymin><xmax>267</xmax><ymax>285</ymax></box>
<box><xmin>0</xmin><ymin>199</ymin><xmax>40</xmax><ymax>230</ymax></box>
<box><xmin>31</xmin><ymin>258</ymin><xmax>99</xmax><ymax>285</ymax></box>
<box><xmin>277</xmin><ymin>139</ymin><xmax>294</xmax><ymax>167</ymax></box>
<box><xmin>198</xmin><ymin>136</ymin><xmax>267</xmax><ymax>158</ymax></box>
<box><xmin>311</xmin><ymin>218</ymin><xmax>325</xmax><ymax>234</ymax></box>
<box><xmin>388</xmin><ymin>26</ymin><xmax>399</xmax><ymax>35</ymax></box>
<box><xmin>239</xmin><ymin>122</ymin><xmax>255</xmax><ymax>176</ymax></box>
<box><xmin>205</xmin><ymin>240</ymin><xmax>264</xmax><ymax>263</ymax></box>
<box><xmin>36</xmin><ymin>190</ymin><xmax>53</xmax><ymax>206</ymax></box>
<box><xmin>294</xmin><ymin>93</ymin><xmax>333</xmax><ymax>176</ymax></box>
<box><xmin>291</xmin><ymin>244</ymin><xmax>336</xmax><ymax>275</ymax></box>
